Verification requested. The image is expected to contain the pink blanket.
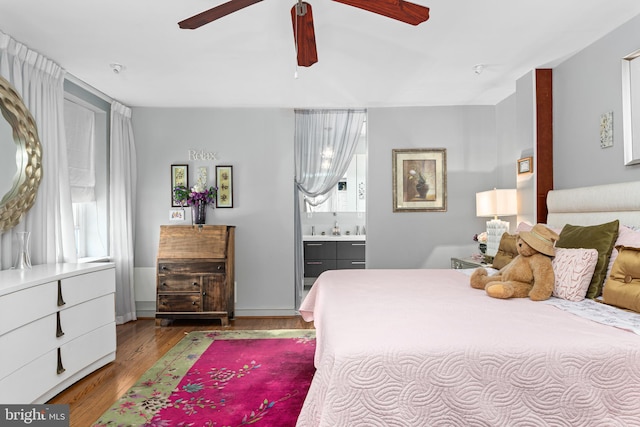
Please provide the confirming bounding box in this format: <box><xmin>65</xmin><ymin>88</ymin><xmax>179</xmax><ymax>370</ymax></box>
<box><xmin>297</xmin><ymin>269</ymin><xmax>640</xmax><ymax>426</ymax></box>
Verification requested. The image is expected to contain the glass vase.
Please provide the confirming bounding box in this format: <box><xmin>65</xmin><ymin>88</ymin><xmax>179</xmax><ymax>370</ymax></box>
<box><xmin>13</xmin><ymin>231</ymin><xmax>32</xmax><ymax>269</ymax></box>
<box><xmin>192</xmin><ymin>202</ymin><xmax>207</xmax><ymax>225</ymax></box>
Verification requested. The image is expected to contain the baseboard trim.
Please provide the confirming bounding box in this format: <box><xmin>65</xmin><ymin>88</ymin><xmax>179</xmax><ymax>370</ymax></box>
<box><xmin>234</xmin><ymin>308</ymin><xmax>298</xmax><ymax>317</ymax></box>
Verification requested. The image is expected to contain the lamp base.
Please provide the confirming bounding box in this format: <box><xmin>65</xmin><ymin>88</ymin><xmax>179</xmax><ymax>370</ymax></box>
<box><xmin>485</xmin><ymin>219</ymin><xmax>509</xmax><ymax>257</ymax></box>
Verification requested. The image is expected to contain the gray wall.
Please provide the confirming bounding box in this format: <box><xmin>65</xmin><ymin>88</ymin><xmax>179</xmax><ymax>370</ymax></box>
<box><xmin>366</xmin><ymin>106</ymin><xmax>502</xmax><ymax>269</ymax></box>
<box><xmin>131</xmin><ymin>106</ymin><xmax>506</xmax><ymax>315</ymax></box>
<box><xmin>131</xmin><ymin>11</ymin><xmax>640</xmax><ymax>314</ymax></box>
<box><xmin>554</xmin><ymin>14</ymin><xmax>640</xmax><ymax>188</ymax></box>
<box><xmin>132</xmin><ymin>108</ymin><xmax>296</xmax><ymax>316</ymax></box>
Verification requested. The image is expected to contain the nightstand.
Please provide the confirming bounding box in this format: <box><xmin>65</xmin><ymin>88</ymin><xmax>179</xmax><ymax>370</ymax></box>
<box><xmin>450</xmin><ymin>257</ymin><xmax>486</xmax><ymax>269</ymax></box>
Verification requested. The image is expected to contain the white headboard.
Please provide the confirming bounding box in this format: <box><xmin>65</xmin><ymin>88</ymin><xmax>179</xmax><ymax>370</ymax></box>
<box><xmin>546</xmin><ymin>181</ymin><xmax>640</xmax><ymax>229</ymax></box>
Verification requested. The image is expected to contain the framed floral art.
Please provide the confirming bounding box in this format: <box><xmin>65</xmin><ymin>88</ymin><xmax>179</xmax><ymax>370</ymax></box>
<box><xmin>216</xmin><ymin>165</ymin><xmax>234</xmax><ymax>208</ymax></box>
<box><xmin>392</xmin><ymin>148</ymin><xmax>447</xmax><ymax>212</ymax></box>
<box><xmin>170</xmin><ymin>164</ymin><xmax>188</xmax><ymax>207</ymax></box>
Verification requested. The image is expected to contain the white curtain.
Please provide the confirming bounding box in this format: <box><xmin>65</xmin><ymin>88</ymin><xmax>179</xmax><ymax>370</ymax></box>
<box><xmin>293</xmin><ymin>109</ymin><xmax>366</xmax><ymax>308</ymax></box>
<box><xmin>110</xmin><ymin>101</ymin><xmax>137</xmax><ymax>324</ymax></box>
<box><xmin>0</xmin><ymin>31</ymin><xmax>76</xmax><ymax>269</ymax></box>
<box><xmin>65</xmin><ymin>99</ymin><xmax>96</xmax><ymax>203</ymax></box>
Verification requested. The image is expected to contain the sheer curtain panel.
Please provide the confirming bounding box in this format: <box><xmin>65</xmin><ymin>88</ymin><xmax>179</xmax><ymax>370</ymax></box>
<box><xmin>293</xmin><ymin>109</ymin><xmax>366</xmax><ymax>308</ymax></box>
<box><xmin>110</xmin><ymin>101</ymin><xmax>137</xmax><ymax>324</ymax></box>
<box><xmin>0</xmin><ymin>31</ymin><xmax>76</xmax><ymax>269</ymax></box>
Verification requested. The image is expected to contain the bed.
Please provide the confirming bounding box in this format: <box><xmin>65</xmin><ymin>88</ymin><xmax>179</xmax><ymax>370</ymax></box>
<box><xmin>297</xmin><ymin>181</ymin><xmax>640</xmax><ymax>427</ymax></box>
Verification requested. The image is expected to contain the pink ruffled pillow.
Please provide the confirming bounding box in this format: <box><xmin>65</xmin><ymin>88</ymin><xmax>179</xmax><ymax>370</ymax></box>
<box><xmin>552</xmin><ymin>248</ymin><xmax>599</xmax><ymax>301</ymax></box>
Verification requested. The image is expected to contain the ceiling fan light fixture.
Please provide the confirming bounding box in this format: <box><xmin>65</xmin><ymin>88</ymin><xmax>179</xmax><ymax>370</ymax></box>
<box><xmin>110</xmin><ymin>63</ymin><xmax>124</xmax><ymax>74</ymax></box>
<box><xmin>473</xmin><ymin>64</ymin><xmax>484</xmax><ymax>75</ymax></box>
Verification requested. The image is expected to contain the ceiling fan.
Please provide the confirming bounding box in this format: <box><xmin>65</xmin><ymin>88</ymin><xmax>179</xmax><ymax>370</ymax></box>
<box><xmin>178</xmin><ymin>0</ymin><xmax>430</xmax><ymax>67</ymax></box>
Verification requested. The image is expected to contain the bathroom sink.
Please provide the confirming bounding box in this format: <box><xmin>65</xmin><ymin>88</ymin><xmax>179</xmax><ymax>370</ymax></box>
<box><xmin>303</xmin><ymin>234</ymin><xmax>366</xmax><ymax>241</ymax></box>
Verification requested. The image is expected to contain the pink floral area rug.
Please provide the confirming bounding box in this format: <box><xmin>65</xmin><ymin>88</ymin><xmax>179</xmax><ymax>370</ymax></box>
<box><xmin>93</xmin><ymin>329</ymin><xmax>316</xmax><ymax>427</ymax></box>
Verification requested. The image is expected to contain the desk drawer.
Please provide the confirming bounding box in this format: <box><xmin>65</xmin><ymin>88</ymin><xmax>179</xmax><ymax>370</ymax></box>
<box><xmin>157</xmin><ymin>294</ymin><xmax>201</xmax><ymax>312</ymax></box>
<box><xmin>157</xmin><ymin>275</ymin><xmax>203</xmax><ymax>292</ymax></box>
<box><xmin>158</xmin><ymin>261</ymin><xmax>225</xmax><ymax>274</ymax></box>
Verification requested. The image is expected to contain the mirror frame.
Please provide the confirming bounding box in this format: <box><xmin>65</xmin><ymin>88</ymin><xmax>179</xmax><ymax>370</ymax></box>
<box><xmin>621</xmin><ymin>48</ymin><xmax>640</xmax><ymax>166</ymax></box>
<box><xmin>0</xmin><ymin>76</ymin><xmax>42</xmax><ymax>234</ymax></box>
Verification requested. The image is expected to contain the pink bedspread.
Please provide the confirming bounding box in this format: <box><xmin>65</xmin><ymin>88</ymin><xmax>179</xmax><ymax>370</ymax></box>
<box><xmin>297</xmin><ymin>269</ymin><xmax>640</xmax><ymax>427</ymax></box>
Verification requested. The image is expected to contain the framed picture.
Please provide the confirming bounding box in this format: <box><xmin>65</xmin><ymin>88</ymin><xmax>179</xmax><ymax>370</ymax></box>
<box><xmin>392</xmin><ymin>148</ymin><xmax>447</xmax><ymax>212</ymax></box>
<box><xmin>216</xmin><ymin>165</ymin><xmax>233</xmax><ymax>208</ymax></box>
<box><xmin>169</xmin><ymin>209</ymin><xmax>185</xmax><ymax>221</ymax></box>
<box><xmin>171</xmin><ymin>164</ymin><xmax>188</xmax><ymax>207</ymax></box>
<box><xmin>517</xmin><ymin>156</ymin><xmax>533</xmax><ymax>174</ymax></box>
<box><xmin>600</xmin><ymin>111</ymin><xmax>613</xmax><ymax>148</ymax></box>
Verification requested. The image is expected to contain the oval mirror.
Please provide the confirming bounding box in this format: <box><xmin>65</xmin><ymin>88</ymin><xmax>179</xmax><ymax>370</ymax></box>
<box><xmin>0</xmin><ymin>76</ymin><xmax>43</xmax><ymax>234</ymax></box>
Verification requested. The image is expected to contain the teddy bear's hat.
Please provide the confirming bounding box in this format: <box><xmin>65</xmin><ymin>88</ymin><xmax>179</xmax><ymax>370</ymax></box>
<box><xmin>518</xmin><ymin>224</ymin><xmax>559</xmax><ymax>257</ymax></box>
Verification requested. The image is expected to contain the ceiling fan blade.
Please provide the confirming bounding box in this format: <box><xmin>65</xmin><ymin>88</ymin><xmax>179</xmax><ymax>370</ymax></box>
<box><xmin>291</xmin><ymin>2</ymin><xmax>318</xmax><ymax>67</ymax></box>
<box><xmin>179</xmin><ymin>0</ymin><xmax>263</xmax><ymax>29</ymax></box>
<box><xmin>332</xmin><ymin>0</ymin><xmax>429</xmax><ymax>25</ymax></box>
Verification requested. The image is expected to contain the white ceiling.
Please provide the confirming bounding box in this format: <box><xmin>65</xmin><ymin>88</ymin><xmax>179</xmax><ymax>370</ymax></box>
<box><xmin>1</xmin><ymin>0</ymin><xmax>640</xmax><ymax>108</ymax></box>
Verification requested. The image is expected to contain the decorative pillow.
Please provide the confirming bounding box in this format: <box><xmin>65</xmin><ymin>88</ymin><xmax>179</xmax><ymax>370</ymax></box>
<box><xmin>551</xmin><ymin>248</ymin><xmax>599</xmax><ymax>301</ymax></box>
<box><xmin>606</xmin><ymin>225</ymin><xmax>640</xmax><ymax>281</ymax></box>
<box><xmin>603</xmin><ymin>246</ymin><xmax>640</xmax><ymax>313</ymax></box>
<box><xmin>556</xmin><ymin>220</ymin><xmax>619</xmax><ymax>299</ymax></box>
<box><xmin>492</xmin><ymin>233</ymin><xmax>518</xmax><ymax>270</ymax></box>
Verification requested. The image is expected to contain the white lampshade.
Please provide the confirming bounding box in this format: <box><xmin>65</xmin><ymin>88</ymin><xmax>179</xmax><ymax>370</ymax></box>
<box><xmin>475</xmin><ymin>189</ymin><xmax>517</xmax><ymax>257</ymax></box>
<box><xmin>476</xmin><ymin>189</ymin><xmax>517</xmax><ymax>219</ymax></box>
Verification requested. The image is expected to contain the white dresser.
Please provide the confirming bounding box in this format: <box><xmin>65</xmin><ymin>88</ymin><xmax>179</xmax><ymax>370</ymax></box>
<box><xmin>0</xmin><ymin>263</ymin><xmax>116</xmax><ymax>403</ymax></box>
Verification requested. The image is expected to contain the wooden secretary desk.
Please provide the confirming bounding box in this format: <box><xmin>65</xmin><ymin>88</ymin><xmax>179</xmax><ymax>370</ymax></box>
<box><xmin>156</xmin><ymin>225</ymin><xmax>235</xmax><ymax>326</ymax></box>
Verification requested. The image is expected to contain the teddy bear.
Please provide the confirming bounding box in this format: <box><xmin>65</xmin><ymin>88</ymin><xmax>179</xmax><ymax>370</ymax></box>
<box><xmin>470</xmin><ymin>224</ymin><xmax>559</xmax><ymax>300</ymax></box>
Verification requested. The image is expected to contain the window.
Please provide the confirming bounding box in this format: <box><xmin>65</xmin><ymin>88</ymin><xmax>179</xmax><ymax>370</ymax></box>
<box><xmin>64</xmin><ymin>95</ymin><xmax>109</xmax><ymax>261</ymax></box>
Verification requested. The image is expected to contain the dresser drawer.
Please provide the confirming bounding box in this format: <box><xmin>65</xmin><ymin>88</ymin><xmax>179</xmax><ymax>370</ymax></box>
<box><xmin>0</xmin><ymin>322</ymin><xmax>116</xmax><ymax>404</ymax></box>
<box><xmin>158</xmin><ymin>261</ymin><xmax>225</xmax><ymax>274</ymax></box>
<box><xmin>157</xmin><ymin>294</ymin><xmax>201</xmax><ymax>312</ymax></box>
<box><xmin>60</xmin><ymin>268</ymin><xmax>116</xmax><ymax>308</ymax></box>
<box><xmin>0</xmin><ymin>294</ymin><xmax>114</xmax><ymax>381</ymax></box>
<box><xmin>0</xmin><ymin>281</ymin><xmax>58</xmax><ymax>336</ymax></box>
<box><xmin>157</xmin><ymin>275</ymin><xmax>203</xmax><ymax>292</ymax></box>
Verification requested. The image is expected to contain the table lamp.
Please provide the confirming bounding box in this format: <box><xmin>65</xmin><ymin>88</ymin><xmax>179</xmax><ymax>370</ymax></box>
<box><xmin>476</xmin><ymin>189</ymin><xmax>517</xmax><ymax>257</ymax></box>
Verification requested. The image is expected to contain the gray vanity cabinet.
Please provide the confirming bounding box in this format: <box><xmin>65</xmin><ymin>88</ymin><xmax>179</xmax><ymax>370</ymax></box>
<box><xmin>303</xmin><ymin>241</ymin><xmax>337</xmax><ymax>277</ymax></box>
<box><xmin>337</xmin><ymin>241</ymin><xmax>366</xmax><ymax>269</ymax></box>
<box><xmin>304</xmin><ymin>240</ymin><xmax>366</xmax><ymax>277</ymax></box>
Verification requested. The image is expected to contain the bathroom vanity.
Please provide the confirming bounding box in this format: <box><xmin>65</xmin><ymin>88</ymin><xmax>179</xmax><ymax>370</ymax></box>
<box><xmin>303</xmin><ymin>235</ymin><xmax>366</xmax><ymax>278</ymax></box>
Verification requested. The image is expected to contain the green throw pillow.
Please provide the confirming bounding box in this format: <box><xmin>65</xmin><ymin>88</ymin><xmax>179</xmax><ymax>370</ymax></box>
<box><xmin>556</xmin><ymin>220</ymin><xmax>619</xmax><ymax>299</ymax></box>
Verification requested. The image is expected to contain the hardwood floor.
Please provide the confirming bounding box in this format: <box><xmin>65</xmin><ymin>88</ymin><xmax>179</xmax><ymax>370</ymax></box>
<box><xmin>48</xmin><ymin>316</ymin><xmax>314</xmax><ymax>427</ymax></box>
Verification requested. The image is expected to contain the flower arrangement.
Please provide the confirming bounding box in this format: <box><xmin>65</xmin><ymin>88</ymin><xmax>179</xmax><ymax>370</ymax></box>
<box><xmin>408</xmin><ymin>169</ymin><xmax>426</xmax><ymax>185</ymax></box>
<box><xmin>473</xmin><ymin>232</ymin><xmax>487</xmax><ymax>244</ymax></box>
<box><xmin>173</xmin><ymin>183</ymin><xmax>217</xmax><ymax>207</ymax></box>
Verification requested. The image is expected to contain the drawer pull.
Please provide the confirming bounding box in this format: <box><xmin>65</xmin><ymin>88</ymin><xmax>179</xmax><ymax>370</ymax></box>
<box><xmin>57</xmin><ymin>281</ymin><xmax>66</xmax><ymax>307</ymax></box>
<box><xmin>351</xmin><ymin>261</ymin><xmax>366</xmax><ymax>265</ymax></box>
<box><xmin>202</xmin><ymin>292</ymin><xmax>207</xmax><ymax>296</ymax></box>
<box><xmin>217</xmin><ymin>265</ymin><xmax>223</xmax><ymax>270</ymax></box>
<box><xmin>57</xmin><ymin>348</ymin><xmax>65</xmax><ymax>375</ymax></box>
<box><xmin>192</xmin><ymin>301</ymin><xmax>197</xmax><ymax>305</ymax></box>
<box><xmin>351</xmin><ymin>243</ymin><xmax>366</xmax><ymax>246</ymax></box>
<box><xmin>306</xmin><ymin>243</ymin><xmax>323</xmax><ymax>246</ymax></box>
<box><xmin>193</xmin><ymin>282</ymin><xmax>199</xmax><ymax>286</ymax></box>
<box><xmin>162</xmin><ymin>282</ymin><xmax>167</xmax><ymax>287</ymax></box>
<box><xmin>306</xmin><ymin>262</ymin><xmax>323</xmax><ymax>265</ymax></box>
<box><xmin>56</xmin><ymin>312</ymin><xmax>65</xmax><ymax>338</ymax></box>
<box><xmin>161</xmin><ymin>265</ymin><xmax>168</xmax><ymax>270</ymax></box>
